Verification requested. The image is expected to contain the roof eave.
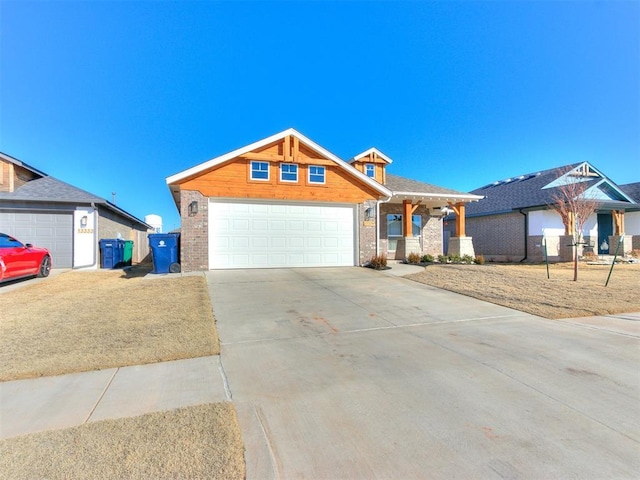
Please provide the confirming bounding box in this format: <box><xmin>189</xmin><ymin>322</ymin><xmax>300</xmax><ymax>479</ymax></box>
<box><xmin>349</xmin><ymin>147</ymin><xmax>393</xmax><ymax>164</ymax></box>
<box><xmin>391</xmin><ymin>191</ymin><xmax>483</xmax><ymax>202</ymax></box>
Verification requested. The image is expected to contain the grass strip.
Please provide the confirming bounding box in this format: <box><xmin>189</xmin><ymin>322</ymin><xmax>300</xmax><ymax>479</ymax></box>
<box><xmin>0</xmin><ymin>402</ymin><xmax>245</xmax><ymax>480</ymax></box>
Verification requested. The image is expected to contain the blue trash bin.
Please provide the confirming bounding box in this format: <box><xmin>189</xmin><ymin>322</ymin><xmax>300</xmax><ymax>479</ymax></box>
<box><xmin>149</xmin><ymin>233</ymin><xmax>180</xmax><ymax>274</ymax></box>
<box><xmin>99</xmin><ymin>239</ymin><xmax>124</xmax><ymax>269</ymax></box>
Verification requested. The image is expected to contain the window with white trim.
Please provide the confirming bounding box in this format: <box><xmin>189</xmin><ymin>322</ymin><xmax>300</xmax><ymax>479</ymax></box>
<box><xmin>365</xmin><ymin>163</ymin><xmax>375</xmax><ymax>178</ymax></box>
<box><xmin>387</xmin><ymin>214</ymin><xmax>403</xmax><ymax>251</ymax></box>
<box><xmin>308</xmin><ymin>165</ymin><xmax>326</xmax><ymax>184</ymax></box>
<box><xmin>387</xmin><ymin>214</ymin><xmax>422</xmax><ymax>251</ymax></box>
<box><xmin>250</xmin><ymin>161</ymin><xmax>269</xmax><ymax>181</ymax></box>
<box><xmin>280</xmin><ymin>163</ymin><xmax>298</xmax><ymax>182</ymax></box>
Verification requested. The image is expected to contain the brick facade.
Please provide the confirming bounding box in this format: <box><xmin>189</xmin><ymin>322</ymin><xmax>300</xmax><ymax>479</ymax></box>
<box><xmin>464</xmin><ymin>212</ymin><xmax>525</xmax><ymax>261</ymax></box>
<box><xmin>179</xmin><ymin>190</ymin><xmax>209</xmax><ymax>272</ymax></box>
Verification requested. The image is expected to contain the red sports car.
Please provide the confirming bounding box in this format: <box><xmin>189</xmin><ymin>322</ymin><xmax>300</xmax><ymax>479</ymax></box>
<box><xmin>0</xmin><ymin>233</ymin><xmax>52</xmax><ymax>283</ymax></box>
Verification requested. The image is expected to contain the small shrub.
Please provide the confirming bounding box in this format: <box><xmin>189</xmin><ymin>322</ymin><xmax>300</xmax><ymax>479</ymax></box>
<box><xmin>474</xmin><ymin>255</ymin><xmax>485</xmax><ymax>265</ymax></box>
<box><xmin>369</xmin><ymin>254</ymin><xmax>387</xmax><ymax>270</ymax></box>
<box><xmin>461</xmin><ymin>254</ymin><xmax>474</xmax><ymax>264</ymax></box>
<box><xmin>582</xmin><ymin>251</ymin><xmax>598</xmax><ymax>262</ymax></box>
<box><xmin>407</xmin><ymin>252</ymin><xmax>421</xmax><ymax>264</ymax></box>
<box><xmin>421</xmin><ymin>254</ymin><xmax>434</xmax><ymax>263</ymax></box>
<box><xmin>631</xmin><ymin>249</ymin><xmax>640</xmax><ymax>259</ymax></box>
<box><xmin>449</xmin><ymin>254</ymin><xmax>461</xmax><ymax>264</ymax></box>
<box><xmin>437</xmin><ymin>254</ymin><xmax>448</xmax><ymax>263</ymax></box>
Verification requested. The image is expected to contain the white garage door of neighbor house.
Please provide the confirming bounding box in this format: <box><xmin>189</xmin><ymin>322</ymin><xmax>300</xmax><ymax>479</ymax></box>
<box><xmin>208</xmin><ymin>200</ymin><xmax>356</xmax><ymax>269</ymax></box>
<box><xmin>0</xmin><ymin>211</ymin><xmax>73</xmax><ymax>268</ymax></box>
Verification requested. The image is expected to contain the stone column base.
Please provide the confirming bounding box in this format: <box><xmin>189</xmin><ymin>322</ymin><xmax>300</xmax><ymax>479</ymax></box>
<box><xmin>608</xmin><ymin>235</ymin><xmax>633</xmax><ymax>256</ymax></box>
<box><xmin>395</xmin><ymin>237</ymin><xmax>421</xmax><ymax>260</ymax></box>
<box><xmin>447</xmin><ymin>236</ymin><xmax>475</xmax><ymax>258</ymax></box>
<box><xmin>559</xmin><ymin>235</ymin><xmax>577</xmax><ymax>262</ymax></box>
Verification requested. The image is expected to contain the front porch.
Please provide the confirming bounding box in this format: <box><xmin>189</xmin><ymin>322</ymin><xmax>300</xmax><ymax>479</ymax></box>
<box><xmin>376</xmin><ymin>180</ymin><xmax>482</xmax><ymax>261</ymax></box>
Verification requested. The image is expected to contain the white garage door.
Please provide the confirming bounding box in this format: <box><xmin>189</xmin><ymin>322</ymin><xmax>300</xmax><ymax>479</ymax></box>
<box><xmin>0</xmin><ymin>211</ymin><xmax>73</xmax><ymax>268</ymax></box>
<box><xmin>209</xmin><ymin>200</ymin><xmax>356</xmax><ymax>269</ymax></box>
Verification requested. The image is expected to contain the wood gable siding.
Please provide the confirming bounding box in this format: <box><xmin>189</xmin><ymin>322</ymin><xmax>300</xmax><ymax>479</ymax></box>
<box><xmin>0</xmin><ymin>158</ymin><xmax>40</xmax><ymax>193</ymax></box>
<box><xmin>178</xmin><ymin>137</ymin><xmax>382</xmax><ymax>203</ymax></box>
<box><xmin>351</xmin><ymin>153</ymin><xmax>387</xmax><ymax>185</ymax></box>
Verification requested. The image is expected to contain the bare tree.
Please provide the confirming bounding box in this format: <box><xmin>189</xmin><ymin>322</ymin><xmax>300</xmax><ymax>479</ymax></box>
<box><xmin>549</xmin><ymin>166</ymin><xmax>601</xmax><ymax>281</ymax></box>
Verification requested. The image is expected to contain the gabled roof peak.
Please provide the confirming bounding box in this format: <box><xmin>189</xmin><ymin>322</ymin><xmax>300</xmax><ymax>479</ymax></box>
<box><xmin>166</xmin><ymin>128</ymin><xmax>392</xmax><ymax>198</ymax></box>
<box><xmin>349</xmin><ymin>147</ymin><xmax>393</xmax><ymax>164</ymax></box>
<box><xmin>0</xmin><ymin>151</ymin><xmax>48</xmax><ymax>178</ymax></box>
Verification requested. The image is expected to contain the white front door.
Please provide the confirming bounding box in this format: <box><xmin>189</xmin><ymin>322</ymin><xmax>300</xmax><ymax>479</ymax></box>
<box><xmin>208</xmin><ymin>200</ymin><xmax>356</xmax><ymax>269</ymax></box>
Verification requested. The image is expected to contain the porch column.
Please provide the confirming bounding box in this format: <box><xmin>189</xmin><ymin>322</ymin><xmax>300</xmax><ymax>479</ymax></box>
<box><xmin>447</xmin><ymin>201</ymin><xmax>475</xmax><ymax>258</ymax></box>
<box><xmin>612</xmin><ymin>210</ymin><xmax>624</xmax><ymax>235</ymax></box>
<box><xmin>448</xmin><ymin>202</ymin><xmax>466</xmax><ymax>237</ymax></box>
<box><xmin>610</xmin><ymin>210</ymin><xmax>631</xmax><ymax>256</ymax></box>
<box><xmin>403</xmin><ymin>200</ymin><xmax>412</xmax><ymax>237</ymax></box>
<box><xmin>395</xmin><ymin>200</ymin><xmax>421</xmax><ymax>259</ymax></box>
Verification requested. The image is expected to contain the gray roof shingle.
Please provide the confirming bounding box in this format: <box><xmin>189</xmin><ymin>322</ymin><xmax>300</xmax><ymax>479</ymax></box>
<box><xmin>620</xmin><ymin>182</ymin><xmax>640</xmax><ymax>203</ymax></box>
<box><xmin>466</xmin><ymin>163</ymin><xmax>636</xmax><ymax>216</ymax></box>
<box><xmin>0</xmin><ymin>176</ymin><xmax>105</xmax><ymax>203</ymax></box>
<box><xmin>0</xmin><ymin>175</ymin><xmax>150</xmax><ymax>228</ymax></box>
<box><xmin>385</xmin><ymin>174</ymin><xmax>469</xmax><ymax>195</ymax></box>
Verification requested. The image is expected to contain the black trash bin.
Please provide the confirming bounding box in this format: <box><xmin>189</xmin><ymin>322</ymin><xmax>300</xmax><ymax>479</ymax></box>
<box><xmin>99</xmin><ymin>239</ymin><xmax>124</xmax><ymax>269</ymax></box>
<box><xmin>148</xmin><ymin>233</ymin><xmax>180</xmax><ymax>274</ymax></box>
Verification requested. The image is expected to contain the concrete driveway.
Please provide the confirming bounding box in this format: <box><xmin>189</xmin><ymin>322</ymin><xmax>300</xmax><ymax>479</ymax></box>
<box><xmin>206</xmin><ymin>267</ymin><xmax>640</xmax><ymax>480</ymax></box>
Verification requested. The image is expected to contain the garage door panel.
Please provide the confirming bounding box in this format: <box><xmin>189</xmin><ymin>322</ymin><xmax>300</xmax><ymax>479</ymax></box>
<box><xmin>232</xmin><ymin>237</ymin><xmax>249</xmax><ymax>249</ymax></box>
<box><xmin>270</xmin><ymin>220</ymin><xmax>286</xmax><ymax>230</ymax></box>
<box><xmin>252</xmin><ymin>237</ymin><xmax>268</xmax><ymax>248</ymax></box>
<box><xmin>307</xmin><ymin>237</ymin><xmax>322</xmax><ymax>248</ymax></box>
<box><xmin>0</xmin><ymin>211</ymin><xmax>72</xmax><ymax>268</ymax></box>
<box><xmin>252</xmin><ymin>219</ymin><xmax>268</xmax><ymax>230</ymax></box>
<box><xmin>289</xmin><ymin>220</ymin><xmax>304</xmax><ymax>230</ymax></box>
<box><xmin>209</xmin><ymin>201</ymin><xmax>355</xmax><ymax>269</ymax></box>
<box><xmin>270</xmin><ymin>237</ymin><xmax>287</xmax><ymax>249</ymax></box>
<box><xmin>289</xmin><ymin>237</ymin><xmax>304</xmax><ymax>249</ymax></box>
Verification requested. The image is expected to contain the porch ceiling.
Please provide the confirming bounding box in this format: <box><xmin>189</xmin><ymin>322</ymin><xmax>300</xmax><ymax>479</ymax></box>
<box><xmin>388</xmin><ymin>192</ymin><xmax>483</xmax><ymax>206</ymax></box>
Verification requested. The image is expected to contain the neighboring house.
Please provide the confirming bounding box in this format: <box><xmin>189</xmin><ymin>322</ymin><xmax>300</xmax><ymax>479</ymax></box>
<box><xmin>619</xmin><ymin>182</ymin><xmax>640</xmax><ymax>251</ymax></box>
<box><xmin>0</xmin><ymin>152</ymin><xmax>152</xmax><ymax>268</ymax></box>
<box><xmin>166</xmin><ymin>128</ymin><xmax>482</xmax><ymax>271</ymax></box>
<box><xmin>448</xmin><ymin>162</ymin><xmax>639</xmax><ymax>262</ymax></box>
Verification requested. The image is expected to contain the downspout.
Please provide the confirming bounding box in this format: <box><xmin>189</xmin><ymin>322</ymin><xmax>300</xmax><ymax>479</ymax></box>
<box><xmin>519</xmin><ymin>209</ymin><xmax>528</xmax><ymax>262</ymax></box>
<box><xmin>376</xmin><ymin>196</ymin><xmax>393</xmax><ymax>256</ymax></box>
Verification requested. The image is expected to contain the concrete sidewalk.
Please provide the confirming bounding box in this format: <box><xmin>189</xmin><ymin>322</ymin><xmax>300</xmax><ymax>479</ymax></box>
<box><xmin>0</xmin><ymin>356</ymin><xmax>230</xmax><ymax>440</ymax></box>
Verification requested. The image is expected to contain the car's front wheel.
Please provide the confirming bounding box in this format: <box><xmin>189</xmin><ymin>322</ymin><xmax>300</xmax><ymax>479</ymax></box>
<box><xmin>38</xmin><ymin>256</ymin><xmax>51</xmax><ymax>278</ymax></box>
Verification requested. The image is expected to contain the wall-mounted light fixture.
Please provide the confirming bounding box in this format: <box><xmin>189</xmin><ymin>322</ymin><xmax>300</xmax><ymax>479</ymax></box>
<box><xmin>80</xmin><ymin>215</ymin><xmax>88</xmax><ymax>228</ymax></box>
<box><xmin>188</xmin><ymin>201</ymin><xmax>198</xmax><ymax>217</ymax></box>
<box><xmin>364</xmin><ymin>207</ymin><xmax>375</xmax><ymax>221</ymax></box>
<box><xmin>440</xmin><ymin>206</ymin><xmax>453</xmax><ymax>216</ymax></box>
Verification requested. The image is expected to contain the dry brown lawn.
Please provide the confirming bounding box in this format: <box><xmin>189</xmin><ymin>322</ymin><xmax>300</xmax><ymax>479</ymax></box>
<box><xmin>406</xmin><ymin>261</ymin><xmax>640</xmax><ymax>319</ymax></box>
<box><xmin>0</xmin><ymin>402</ymin><xmax>245</xmax><ymax>480</ymax></box>
<box><xmin>0</xmin><ymin>265</ymin><xmax>219</xmax><ymax>381</ymax></box>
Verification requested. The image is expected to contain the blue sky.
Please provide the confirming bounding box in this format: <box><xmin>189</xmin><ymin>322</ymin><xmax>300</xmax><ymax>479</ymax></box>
<box><xmin>2</xmin><ymin>1</ymin><xmax>638</xmax><ymax>231</ymax></box>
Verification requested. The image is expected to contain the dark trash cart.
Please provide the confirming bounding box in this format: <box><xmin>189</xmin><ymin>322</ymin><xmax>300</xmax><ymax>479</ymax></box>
<box><xmin>149</xmin><ymin>233</ymin><xmax>180</xmax><ymax>274</ymax></box>
<box><xmin>99</xmin><ymin>239</ymin><xmax>134</xmax><ymax>269</ymax></box>
<box><xmin>99</xmin><ymin>239</ymin><xmax>123</xmax><ymax>269</ymax></box>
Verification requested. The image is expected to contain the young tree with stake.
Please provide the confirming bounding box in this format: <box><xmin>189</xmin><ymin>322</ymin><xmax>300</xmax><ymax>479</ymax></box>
<box><xmin>549</xmin><ymin>167</ymin><xmax>601</xmax><ymax>281</ymax></box>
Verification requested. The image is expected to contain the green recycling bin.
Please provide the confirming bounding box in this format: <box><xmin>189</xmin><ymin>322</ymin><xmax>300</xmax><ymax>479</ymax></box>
<box><xmin>121</xmin><ymin>240</ymin><xmax>134</xmax><ymax>267</ymax></box>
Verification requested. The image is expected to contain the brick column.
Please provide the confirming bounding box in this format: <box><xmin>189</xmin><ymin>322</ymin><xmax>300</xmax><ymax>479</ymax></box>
<box><xmin>180</xmin><ymin>190</ymin><xmax>209</xmax><ymax>272</ymax></box>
